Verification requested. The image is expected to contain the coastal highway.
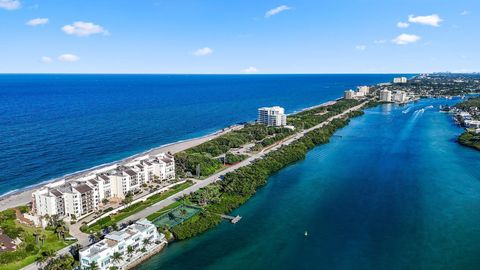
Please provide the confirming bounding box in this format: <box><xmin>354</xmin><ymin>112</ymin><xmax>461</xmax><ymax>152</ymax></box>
<box><xmin>117</xmin><ymin>101</ymin><xmax>368</xmax><ymax>224</ymax></box>
<box><xmin>21</xmin><ymin>101</ymin><xmax>367</xmax><ymax>270</ymax></box>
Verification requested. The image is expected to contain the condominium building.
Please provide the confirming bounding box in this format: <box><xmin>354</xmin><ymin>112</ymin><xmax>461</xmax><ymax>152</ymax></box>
<box><xmin>257</xmin><ymin>106</ymin><xmax>287</xmax><ymax>126</ymax></box>
<box><xmin>31</xmin><ymin>153</ymin><xmax>175</xmax><ymax>220</ymax></box>
<box><xmin>393</xmin><ymin>77</ymin><xmax>408</xmax><ymax>84</ymax></box>
<box><xmin>379</xmin><ymin>89</ymin><xmax>392</xmax><ymax>102</ymax></box>
<box><xmin>393</xmin><ymin>91</ymin><xmax>408</xmax><ymax>103</ymax></box>
<box><xmin>32</xmin><ymin>181</ymin><xmax>99</xmax><ymax>219</ymax></box>
<box><xmin>358</xmin><ymin>86</ymin><xmax>370</xmax><ymax>94</ymax></box>
<box><xmin>344</xmin><ymin>90</ymin><xmax>356</xmax><ymax>99</ymax></box>
<box><xmin>79</xmin><ymin>219</ymin><xmax>166</xmax><ymax>270</ymax></box>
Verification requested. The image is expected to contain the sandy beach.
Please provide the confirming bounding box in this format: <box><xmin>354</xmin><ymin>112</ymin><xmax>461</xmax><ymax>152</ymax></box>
<box><xmin>0</xmin><ymin>124</ymin><xmax>243</xmax><ymax>212</ymax></box>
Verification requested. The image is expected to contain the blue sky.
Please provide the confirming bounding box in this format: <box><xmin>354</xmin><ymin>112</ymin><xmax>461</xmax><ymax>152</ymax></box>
<box><xmin>0</xmin><ymin>0</ymin><xmax>478</xmax><ymax>73</ymax></box>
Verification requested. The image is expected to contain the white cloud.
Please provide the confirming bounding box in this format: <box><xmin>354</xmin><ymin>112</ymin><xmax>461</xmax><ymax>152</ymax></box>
<box><xmin>460</xmin><ymin>10</ymin><xmax>469</xmax><ymax>16</ymax></box>
<box><xmin>408</xmin><ymin>14</ymin><xmax>443</xmax><ymax>27</ymax></box>
<box><xmin>0</xmin><ymin>0</ymin><xmax>20</xmax><ymax>10</ymax></box>
<box><xmin>26</xmin><ymin>18</ymin><xmax>49</xmax><ymax>26</ymax></box>
<box><xmin>355</xmin><ymin>45</ymin><xmax>366</xmax><ymax>51</ymax></box>
<box><xmin>58</xmin><ymin>54</ymin><xmax>80</xmax><ymax>62</ymax></box>
<box><xmin>193</xmin><ymin>47</ymin><xmax>213</xmax><ymax>56</ymax></box>
<box><xmin>265</xmin><ymin>5</ymin><xmax>292</xmax><ymax>18</ymax></box>
<box><xmin>62</xmin><ymin>21</ymin><xmax>108</xmax><ymax>37</ymax></box>
<box><xmin>374</xmin><ymin>39</ymin><xmax>387</xmax><ymax>44</ymax></box>
<box><xmin>40</xmin><ymin>56</ymin><xmax>53</xmax><ymax>63</ymax></box>
<box><xmin>392</xmin><ymin>34</ymin><xmax>421</xmax><ymax>45</ymax></box>
<box><xmin>397</xmin><ymin>22</ymin><xmax>409</xmax><ymax>28</ymax></box>
<box><xmin>243</xmin><ymin>66</ymin><xmax>259</xmax><ymax>73</ymax></box>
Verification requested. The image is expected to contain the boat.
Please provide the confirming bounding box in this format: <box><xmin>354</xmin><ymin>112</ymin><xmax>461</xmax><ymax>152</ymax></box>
<box><xmin>304</xmin><ymin>231</ymin><xmax>308</xmax><ymax>237</ymax></box>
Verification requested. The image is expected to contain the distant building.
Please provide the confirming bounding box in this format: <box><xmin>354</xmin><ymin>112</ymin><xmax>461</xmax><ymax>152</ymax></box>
<box><xmin>258</xmin><ymin>106</ymin><xmax>287</xmax><ymax>126</ymax></box>
<box><xmin>379</xmin><ymin>89</ymin><xmax>392</xmax><ymax>102</ymax></box>
<box><xmin>358</xmin><ymin>86</ymin><xmax>370</xmax><ymax>94</ymax></box>
<box><xmin>393</xmin><ymin>77</ymin><xmax>408</xmax><ymax>84</ymax></box>
<box><xmin>344</xmin><ymin>90</ymin><xmax>356</xmax><ymax>99</ymax></box>
<box><xmin>79</xmin><ymin>219</ymin><xmax>166</xmax><ymax>270</ymax></box>
<box><xmin>393</xmin><ymin>91</ymin><xmax>408</xmax><ymax>103</ymax></box>
<box><xmin>32</xmin><ymin>153</ymin><xmax>175</xmax><ymax>220</ymax></box>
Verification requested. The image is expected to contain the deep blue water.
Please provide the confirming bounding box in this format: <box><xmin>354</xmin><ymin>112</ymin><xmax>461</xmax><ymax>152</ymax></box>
<box><xmin>0</xmin><ymin>74</ymin><xmax>406</xmax><ymax>196</ymax></box>
<box><xmin>136</xmin><ymin>98</ymin><xmax>480</xmax><ymax>270</ymax></box>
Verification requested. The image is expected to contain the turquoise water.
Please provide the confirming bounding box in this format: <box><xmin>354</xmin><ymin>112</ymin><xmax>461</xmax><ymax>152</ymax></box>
<box><xmin>137</xmin><ymin>98</ymin><xmax>480</xmax><ymax>270</ymax></box>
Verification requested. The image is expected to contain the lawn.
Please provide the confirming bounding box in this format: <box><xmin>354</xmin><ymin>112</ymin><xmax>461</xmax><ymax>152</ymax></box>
<box><xmin>84</xmin><ymin>181</ymin><xmax>193</xmax><ymax>233</ymax></box>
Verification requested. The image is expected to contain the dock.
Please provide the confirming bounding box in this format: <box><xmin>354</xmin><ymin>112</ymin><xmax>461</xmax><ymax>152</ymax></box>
<box><xmin>220</xmin><ymin>214</ymin><xmax>242</xmax><ymax>224</ymax></box>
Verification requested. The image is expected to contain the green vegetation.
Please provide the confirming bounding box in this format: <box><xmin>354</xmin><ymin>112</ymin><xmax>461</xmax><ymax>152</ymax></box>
<box><xmin>146</xmin><ymin>201</ymin><xmax>183</xmax><ymax>221</ymax></box>
<box><xmin>83</xmin><ymin>181</ymin><xmax>193</xmax><ymax>233</ymax></box>
<box><xmin>168</xmin><ymin>108</ymin><xmax>363</xmax><ymax>240</ymax></box>
<box><xmin>175</xmin><ymin>124</ymin><xmax>294</xmax><ymax>177</ymax></box>
<box><xmin>287</xmin><ymin>99</ymin><xmax>360</xmax><ymax>129</ymax></box>
<box><xmin>0</xmin><ymin>209</ymin><xmax>75</xmax><ymax>270</ymax></box>
<box><xmin>170</xmin><ymin>212</ymin><xmax>221</xmax><ymax>240</ymax></box>
<box><xmin>454</xmin><ymin>97</ymin><xmax>480</xmax><ymax>111</ymax></box>
<box><xmin>224</xmin><ymin>152</ymin><xmax>248</xmax><ymax>164</ymax></box>
<box><xmin>458</xmin><ymin>131</ymin><xmax>480</xmax><ymax>151</ymax></box>
<box><xmin>174</xmin><ymin>100</ymin><xmax>361</xmax><ymax>179</ymax></box>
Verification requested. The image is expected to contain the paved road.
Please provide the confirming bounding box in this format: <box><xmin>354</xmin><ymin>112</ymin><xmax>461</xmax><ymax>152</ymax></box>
<box><xmin>21</xmin><ymin>101</ymin><xmax>366</xmax><ymax>270</ymax></box>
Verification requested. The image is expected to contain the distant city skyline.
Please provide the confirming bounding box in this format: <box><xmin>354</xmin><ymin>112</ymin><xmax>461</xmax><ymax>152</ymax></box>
<box><xmin>0</xmin><ymin>0</ymin><xmax>478</xmax><ymax>73</ymax></box>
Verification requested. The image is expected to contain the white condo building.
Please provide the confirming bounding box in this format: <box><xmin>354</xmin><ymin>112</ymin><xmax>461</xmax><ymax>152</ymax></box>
<box><xmin>393</xmin><ymin>77</ymin><xmax>407</xmax><ymax>84</ymax></box>
<box><xmin>257</xmin><ymin>106</ymin><xmax>287</xmax><ymax>126</ymax></box>
<box><xmin>344</xmin><ymin>90</ymin><xmax>356</xmax><ymax>99</ymax></box>
<box><xmin>358</xmin><ymin>86</ymin><xmax>370</xmax><ymax>94</ymax></box>
<box><xmin>80</xmin><ymin>219</ymin><xmax>166</xmax><ymax>270</ymax></box>
<box><xmin>393</xmin><ymin>91</ymin><xmax>408</xmax><ymax>103</ymax></box>
<box><xmin>379</xmin><ymin>89</ymin><xmax>392</xmax><ymax>102</ymax></box>
<box><xmin>32</xmin><ymin>153</ymin><xmax>175</xmax><ymax>220</ymax></box>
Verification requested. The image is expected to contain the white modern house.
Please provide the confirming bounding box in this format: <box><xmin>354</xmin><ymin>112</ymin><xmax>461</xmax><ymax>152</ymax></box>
<box><xmin>79</xmin><ymin>219</ymin><xmax>166</xmax><ymax>270</ymax></box>
<box><xmin>379</xmin><ymin>89</ymin><xmax>392</xmax><ymax>102</ymax></box>
<box><xmin>31</xmin><ymin>153</ymin><xmax>175</xmax><ymax>220</ymax></box>
<box><xmin>257</xmin><ymin>106</ymin><xmax>287</xmax><ymax>126</ymax></box>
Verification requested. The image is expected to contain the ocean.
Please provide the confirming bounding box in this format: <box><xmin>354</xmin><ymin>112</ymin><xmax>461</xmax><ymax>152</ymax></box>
<box><xmin>0</xmin><ymin>74</ymin><xmax>405</xmax><ymax>196</ymax></box>
<box><xmin>136</xmin><ymin>98</ymin><xmax>480</xmax><ymax>270</ymax></box>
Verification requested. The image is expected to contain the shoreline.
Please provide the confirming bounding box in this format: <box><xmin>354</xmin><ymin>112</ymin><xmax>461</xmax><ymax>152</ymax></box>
<box><xmin>0</xmin><ymin>99</ymin><xmax>340</xmax><ymax>211</ymax></box>
<box><xmin>0</xmin><ymin>124</ymin><xmax>243</xmax><ymax>211</ymax></box>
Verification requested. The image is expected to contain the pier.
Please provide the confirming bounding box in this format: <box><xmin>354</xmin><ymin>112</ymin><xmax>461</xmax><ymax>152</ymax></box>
<box><xmin>220</xmin><ymin>214</ymin><xmax>242</xmax><ymax>224</ymax></box>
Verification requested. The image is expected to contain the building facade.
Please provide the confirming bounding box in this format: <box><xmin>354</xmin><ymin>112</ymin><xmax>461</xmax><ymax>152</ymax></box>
<box><xmin>31</xmin><ymin>153</ymin><xmax>175</xmax><ymax>220</ymax></box>
<box><xmin>393</xmin><ymin>91</ymin><xmax>408</xmax><ymax>103</ymax></box>
<box><xmin>393</xmin><ymin>77</ymin><xmax>408</xmax><ymax>84</ymax></box>
<box><xmin>379</xmin><ymin>89</ymin><xmax>392</xmax><ymax>102</ymax></box>
<box><xmin>257</xmin><ymin>106</ymin><xmax>287</xmax><ymax>126</ymax></box>
<box><xmin>79</xmin><ymin>219</ymin><xmax>166</xmax><ymax>270</ymax></box>
<box><xmin>344</xmin><ymin>90</ymin><xmax>355</xmax><ymax>99</ymax></box>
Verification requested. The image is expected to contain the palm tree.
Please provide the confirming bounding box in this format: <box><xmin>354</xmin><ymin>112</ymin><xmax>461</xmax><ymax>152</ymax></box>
<box><xmin>142</xmin><ymin>237</ymin><xmax>151</xmax><ymax>248</ymax></box>
<box><xmin>111</xmin><ymin>252</ymin><xmax>123</xmax><ymax>267</ymax></box>
<box><xmin>127</xmin><ymin>245</ymin><xmax>135</xmax><ymax>258</ymax></box>
<box><xmin>88</xmin><ymin>260</ymin><xmax>99</xmax><ymax>270</ymax></box>
<box><xmin>95</xmin><ymin>231</ymin><xmax>103</xmax><ymax>242</ymax></box>
<box><xmin>35</xmin><ymin>254</ymin><xmax>48</xmax><ymax>268</ymax></box>
<box><xmin>69</xmin><ymin>243</ymin><xmax>82</xmax><ymax>260</ymax></box>
<box><xmin>111</xmin><ymin>223</ymin><xmax>119</xmax><ymax>231</ymax></box>
<box><xmin>89</xmin><ymin>234</ymin><xmax>97</xmax><ymax>243</ymax></box>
